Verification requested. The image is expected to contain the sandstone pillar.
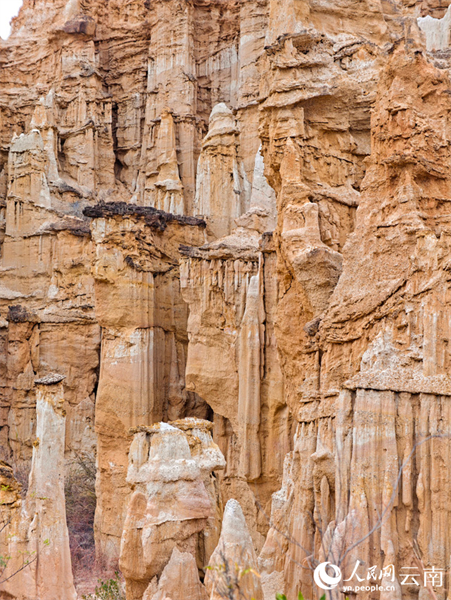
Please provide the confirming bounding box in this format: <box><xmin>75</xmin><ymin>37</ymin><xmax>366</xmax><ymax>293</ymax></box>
<box><xmin>205</xmin><ymin>499</ymin><xmax>263</xmax><ymax>600</ymax></box>
<box><xmin>88</xmin><ymin>204</ymin><xmax>207</xmax><ymax>566</ymax></box>
<box><xmin>168</xmin><ymin>418</ymin><xmax>226</xmax><ymax>566</ymax></box>
<box><xmin>120</xmin><ymin>422</ymin><xmax>216</xmax><ymax>600</ymax></box>
<box><xmin>143</xmin><ymin>548</ymin><xmax>208</xmax><ymax>600</ymax></box>
<box><xmin>153</xmin><ymin>110</ymin><xmax>184</xmax><ymax>215</ymax></box>
<box><xmin>238</xmin><ymin>273</ymin><xmax>263</xmax><ymax>481</ymax></box>
<box><xmin>194</xmin><ymin>103</ymin><xmax>250</xmax><ymax>237</ymax></box>
<box><xmin>180</xmin><ymin>220</ymin><xmax>289</xmax><ymax>550</ymax></box>
<box><xmin>0</xmin><ymin>374</ymin><xmax>76</xmax><ymax>600</ymax></box>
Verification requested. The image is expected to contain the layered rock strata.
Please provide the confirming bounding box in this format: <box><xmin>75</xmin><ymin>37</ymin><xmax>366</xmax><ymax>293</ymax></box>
<box><xmin>180</xmin><ymin>215</ymin><xmax>290</xmax><ymax>549</ymax></box>
<box><xmin>168</xmin><ymin>418</ymin><xmax>226</xmax><ymax>565</ymax></box>
<box><xmin>258</xmin><ymin>34</ymin><xmax>451</xmax><ymax>600</ymax></box>
<box><xmin>2</xmin><ymin>1</ymin><xmax>451</xmax><ymax>600</ymax></box>
<box><xmin>0</xmin><ymin>90</ymin><xmax>100</xmax><ymax>471</ymax></box>
<box><xmin>86</xmin><ymin>202</ymin><xmax>209</xmax><ymax>563</ymax></box>
<box><xmin>321</xmin><ymin>45</ymin><xmax>451</xmax><ymax>600</ymax></box>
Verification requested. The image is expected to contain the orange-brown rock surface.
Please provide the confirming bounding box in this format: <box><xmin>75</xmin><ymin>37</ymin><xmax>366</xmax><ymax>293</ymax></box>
<box><xmin>0</xmin><ymin>376</ymin><xmax>76</xmax><ymax>600</ymax></box>
<box><xmin>86</xmin><ymin>203</ymin><xmax>208</xmax><ymax>563</ymax></box>
<box><xmin>205</xmin><ymin>499</ymin><xmax>263</xmax><ymax>600</ymax></box>
<box><xmin>3</xmin><ymin>1</ymin><xmax>451</xmax><ymax>600</ymax></box>
<box><xmin>144</xmin><ymin>547</ymin><xmax>208</xmax><ymax>600</ymax></box>
<box><xmin>119</xmin><ymin>421</ymin><xmax>221</xmax><ymax>600</ymax></box>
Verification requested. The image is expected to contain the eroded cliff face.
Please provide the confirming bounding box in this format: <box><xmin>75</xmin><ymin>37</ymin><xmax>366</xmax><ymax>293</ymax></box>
<box><xmin>2</xmin><ymin>0</ymin><xmax>451</xmax><ymax>599</ymax></box>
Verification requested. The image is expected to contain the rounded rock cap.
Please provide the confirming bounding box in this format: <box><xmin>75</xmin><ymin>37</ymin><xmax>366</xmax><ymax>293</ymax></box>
<box><xmin>209</xmin><ymin>102</ymin><xmax>233</xmax><ymax>123</ymax></box>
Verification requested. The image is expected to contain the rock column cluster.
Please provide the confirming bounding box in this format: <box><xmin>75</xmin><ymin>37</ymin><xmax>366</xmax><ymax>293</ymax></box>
<box><xmin>2</xmin><ymin>2</ymin><xmax>451</xmax><ymax>600</ymax></box>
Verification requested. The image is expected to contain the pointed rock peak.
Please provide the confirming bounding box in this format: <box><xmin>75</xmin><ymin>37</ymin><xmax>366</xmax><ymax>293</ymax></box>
<box><xmin>221</xmin><ymin>499</ymin><xmax>248</xmax><ymax>542</ymax></box>
<box><xmin>1</xmin><ymin>381</ymin><xmax>77</xmax><ymax>600</ymax></box>
<box><xmin>206</xmin><ymin>499</ymin><xmax>263</xmax><ymax>599</ymax></box>
<box><xmin>161</xmin><ymin>106</ymin><xmax>174</xmax><ymax>118</ymax></box>
<box><xmin>147</xmin><ymin>547</ymin><xmax>208</xmax><ymax>600</ymax></box>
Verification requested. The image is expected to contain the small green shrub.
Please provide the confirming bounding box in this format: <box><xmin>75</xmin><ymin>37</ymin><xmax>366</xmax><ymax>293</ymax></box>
<box><xmin>82</xmin><ymin>572</ymin><xmax>125</xmax><ymax>600</ymax></box>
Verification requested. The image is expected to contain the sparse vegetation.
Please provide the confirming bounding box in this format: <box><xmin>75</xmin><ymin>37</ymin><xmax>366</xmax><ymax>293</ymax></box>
<box><xmin>82</xmin><ymin>572</ymin><xmax>125</xmax><ymax>600</ymax></box>
<box><xmin>64</xmin><ymin>451</ymin><xmax>97</xmax><ymax>575</ymax></box>
<box><xmin>205</xmin><ymin>546</ymin><xmax>261</xmax><ymax>600</ymax></box>
<box><xmin>0</xmin><ymin>458</ymin><xmax>35</xmax><ymax>585</ymax></box>
<box><xmin>0</xmin><ymin>515</ymin><xmax>50</xmax><ymax>584</ymax></box>
<box><xmin>0</xmin><ymin>451</ymin><xmax>30</xmax><ymax>498</ymax></box>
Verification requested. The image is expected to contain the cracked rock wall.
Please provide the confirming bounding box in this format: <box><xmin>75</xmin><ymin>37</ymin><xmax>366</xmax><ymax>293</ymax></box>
<box><xmin>3</xmin><ymin>1</ymin><xmax>451</xmax><ymax>599</ymax></box>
